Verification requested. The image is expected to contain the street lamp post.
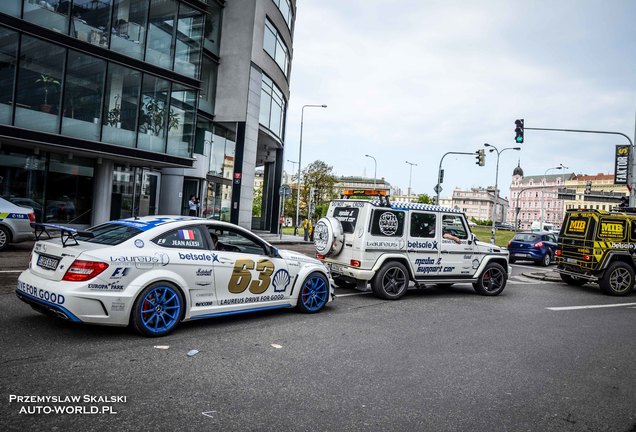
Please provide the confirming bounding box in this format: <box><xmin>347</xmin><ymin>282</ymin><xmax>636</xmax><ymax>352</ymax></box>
<box><xmin>484</xmin><ymin>143</ymin><xmax>521</xmax><ymax>244</ymax></box>
<box><xmin>365</xmin><ymin>154</ymin><xmax>377</xmax><ymax>190</ymax></box>
<box><xmin>294</xmin><ymin>104</ymin><xmax>327</xmax><ymax>235</ymax></box>
<box><xmin>406</xmin><ymin>161</ymin><xmax>417</xmax><ymax>200</ymax></box>
<box><xmin>539</xmin><ymin>164</ymin><xmax>566</xmax><ymax>230</ymax></box>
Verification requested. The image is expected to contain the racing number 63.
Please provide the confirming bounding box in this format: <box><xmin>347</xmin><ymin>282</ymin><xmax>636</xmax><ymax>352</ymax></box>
<box><xmin>228</xmin><ymin>258</ymin><xmax>275</xmax><ymax>294</ymax></box>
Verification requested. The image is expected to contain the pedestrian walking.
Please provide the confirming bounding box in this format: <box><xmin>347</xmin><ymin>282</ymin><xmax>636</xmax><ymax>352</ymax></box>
<box><xmin>303</xmin><ymin>218</ymin><xmax>309</xmax><ymax>241</ymax></box>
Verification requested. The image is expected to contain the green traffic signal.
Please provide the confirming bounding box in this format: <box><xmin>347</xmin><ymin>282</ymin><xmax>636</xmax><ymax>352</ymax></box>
<box><xmin>514</xmin><ymin>119</ymin><xmax>524</xmax><ymax>143</ymax></box>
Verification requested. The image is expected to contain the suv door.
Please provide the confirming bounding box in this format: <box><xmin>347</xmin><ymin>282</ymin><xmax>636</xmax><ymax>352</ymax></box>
<box><xmin>407</xmin><ymin>211</ymin><xmax>441</xmax><ymax>277</ymax></box>
<box><xmin>439</xmin><ymin>214</ymin><xmax>475</xmax><ymax>277</ymax></box>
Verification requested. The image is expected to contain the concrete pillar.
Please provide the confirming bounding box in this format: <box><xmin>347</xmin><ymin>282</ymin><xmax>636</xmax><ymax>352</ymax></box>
<box><xmin>92</xmin><ymin>159</ymin><xmax>113</xmax><ymax>225</ymax></box>
<box><xmin>160</xmin><ymin>173</ymin><xmax>184</xmax><ymax>215</ymax></box>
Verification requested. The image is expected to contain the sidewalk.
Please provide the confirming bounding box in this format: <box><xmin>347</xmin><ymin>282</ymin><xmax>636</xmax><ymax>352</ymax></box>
<box><xmin>254</xmin><ymin>231</ymin><xmax>312</xmax><ymax>245</ymax></box>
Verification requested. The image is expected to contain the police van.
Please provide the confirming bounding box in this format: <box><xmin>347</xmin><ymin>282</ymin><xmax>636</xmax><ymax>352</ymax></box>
<box><xmin>313</xmin><ymin>191</ymin><xmax>510</xmax><ymax>299</ymax></box>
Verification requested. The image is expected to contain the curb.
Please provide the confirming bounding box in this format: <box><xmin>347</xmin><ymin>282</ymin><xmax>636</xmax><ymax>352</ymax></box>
<box><xmin>522</xmin><ymin>272</ymin><xmax>562</xmax><ymax>282</ymax></box>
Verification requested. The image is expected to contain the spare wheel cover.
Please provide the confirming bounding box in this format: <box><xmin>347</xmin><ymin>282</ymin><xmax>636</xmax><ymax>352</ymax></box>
<box><xmin>314</xmin><ymin>217</ymin><xmax>344</xmax><ymax>256</ymax></box>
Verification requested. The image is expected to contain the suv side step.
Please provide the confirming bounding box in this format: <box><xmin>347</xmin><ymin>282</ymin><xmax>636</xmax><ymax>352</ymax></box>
<box><xmin>556</xmin><ymin>268</ymin><xmax>598</xmax><ymax>282</ymax></box>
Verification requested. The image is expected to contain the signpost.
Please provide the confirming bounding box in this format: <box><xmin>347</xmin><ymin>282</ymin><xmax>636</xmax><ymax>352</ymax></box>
<box><xmin>278</xmin><ymin>184</ymin><xmax>292</xmax><ymax>239</ymax></box>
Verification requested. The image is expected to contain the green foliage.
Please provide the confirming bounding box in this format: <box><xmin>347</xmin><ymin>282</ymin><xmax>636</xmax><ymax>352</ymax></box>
<box><xmin>416</xmin><ymin>194</ymin><xmax>433</xmax><ymax>204</ymax></box>
<box><xmin>252</xmin><ymin>185</ymin><xmax>262</xmax><ymax>216</ymax></box>
<box><xmin>301</xmin><ymin>160</ymin><xmax>338</xmax><ymax>218</ymax></box>
<box><xmin>470</xmin><ymin>225</ymin><xmax>515</xmax><ymax>247</ymax></box>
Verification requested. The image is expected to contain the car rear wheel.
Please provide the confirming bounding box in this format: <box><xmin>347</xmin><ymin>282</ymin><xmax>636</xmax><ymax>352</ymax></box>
<box><xmin>472</xmin><ymin>262</ymin><xmax>507</xmax><ymax>296</ymax></box>
<box><xmin>372</xmin><ymin>262</ymin><xmax>409</xmax><ymax>300</ymax></box>
<box><xmin>560</xmin><ymin>273</ymin><xmax>586</xmax><ymax>286</ymax></box>
<box><xmin>131</xmin><ymin>282</ymin><xmax>184</xmax><ymax>337</ymax></box>
<box><xmin>599</xmin><ymin>261</ymin><xmax>634</xmax><ymax>296</ymax></box>
<box><xmin>297</xmin><ymin>272</ymin><xmax>329</xmax><ymax>313</ymax></box>
<box><xmin>541</xmin><ymin>252</ymin><xmax>552</xmax><ymax>267</ymax></box>
<box><xmin>0</xmin><ymin>226</ymin><xmax>10</xmax><ymax>251</ymax></box>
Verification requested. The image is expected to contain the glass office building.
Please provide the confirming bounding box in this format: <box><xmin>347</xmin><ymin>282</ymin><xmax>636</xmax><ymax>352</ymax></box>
<box><xmin>0</xmin><ymin>0</ymin><xmax>293</xmax><ymax>232</ymax></box>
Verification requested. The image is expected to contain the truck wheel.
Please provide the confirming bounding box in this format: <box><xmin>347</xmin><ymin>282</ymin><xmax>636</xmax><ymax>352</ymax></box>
<box><xmin>313</xmin><ymin>217</ymin><xmax>344</xmax><ymax>257</ymax></box>
<box><xmin>472</xmin><ymin>262</ymin><xmax>507</xmax><ymax>296</ymax></box>
<box><xmin>560</xmin><ymin>273</ymin><xmax>586</xmax><ymax>286</ymax></box>
<box><xmin>371</xmin><ymin>262</ymin><xmax>409</xmax><ymax>300</ymax></box>
<box><xmin>599</xmin><ymin>261</ymin><xmax>634</xmax><ymax>296</ymax></box>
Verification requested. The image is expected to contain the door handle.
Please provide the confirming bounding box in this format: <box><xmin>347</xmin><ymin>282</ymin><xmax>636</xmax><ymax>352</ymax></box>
<box><xmin>441</xmin><ymin>250</ymin><xmax>449</xmax><ymax>254</ymax></box>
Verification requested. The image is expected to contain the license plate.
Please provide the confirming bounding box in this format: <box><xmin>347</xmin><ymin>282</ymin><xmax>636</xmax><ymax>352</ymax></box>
<box><xmin>37</xmin><ymin>254</ymin><xmax>60</xmax><ymax>271</ymax></box>
<box><xmin>514</xmin><ymin>253</ymin><xmax>528</xmax><ymax>257</ymax></box>
<box><xmin>329</xmin><ymin>263</ymin><xmax>344</xmax><ymax>273</ymax></box>
<box><xmin>565</xmin><ymin>258</ymin><xmax>577</xmax><ymax>263</ymax></box>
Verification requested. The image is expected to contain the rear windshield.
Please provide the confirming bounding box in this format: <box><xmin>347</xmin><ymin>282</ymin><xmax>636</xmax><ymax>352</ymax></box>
<box><xmin>333</xmin><ymin>207</ymin><xmax>359</xmax><ymax>234</ymax></box>
<box><xmin>513</xmin><ymin>233</ymin><xmax>540</xmax><ymax>242</ymax></box>
<box><xmin>76</xmin><ymin>222</ymin><xmax>143</xmax><ymax>245</ymax></box>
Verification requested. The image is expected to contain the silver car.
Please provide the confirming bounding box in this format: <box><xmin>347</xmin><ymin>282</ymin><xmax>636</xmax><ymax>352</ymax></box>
<box><xmin>0</xmin><ymin>197</ymin><xmax>35</xmax><ymax>251</ymax></box>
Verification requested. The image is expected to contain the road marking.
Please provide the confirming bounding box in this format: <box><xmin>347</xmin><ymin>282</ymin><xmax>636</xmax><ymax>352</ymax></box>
<box><xmin>547</xmin><ymin>303</ymin><xmax>636</xmax><ymax>311</ymax></box>
<box><xmin>0</xmin><ymin>270</ymin><xmax>23</xmax><ymax>273</ymax></box>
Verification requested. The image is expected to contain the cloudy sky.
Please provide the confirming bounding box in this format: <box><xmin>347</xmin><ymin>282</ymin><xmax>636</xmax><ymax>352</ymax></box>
<box><xmin>283</xmin><ymin>0</ymin><xmax>636</xmax><ymax>200</ymax></box>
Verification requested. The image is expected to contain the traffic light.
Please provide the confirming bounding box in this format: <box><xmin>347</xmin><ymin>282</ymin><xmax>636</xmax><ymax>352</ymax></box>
<box><xmin>584</xmin><ymin>181</ymin><xmax>592</xmax><ymax>194</ymax></box>
<box><xmin>475</xmin><ymin>149</ymin><xmax>485</xmax><ymax>166</ymax></box>
<box><xmin>619</xmin><ymin>196</ymin><xmax>628</xmax><ymax>210</ymax></box>
<box><xmin>514</xmin><ymin>119</ymin><xmax>524</xmax><ymax>143</ymax></box>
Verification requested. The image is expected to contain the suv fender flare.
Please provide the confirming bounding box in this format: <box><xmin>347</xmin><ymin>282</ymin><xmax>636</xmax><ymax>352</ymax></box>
<box><xmin>473</xmin><ymin>256</ymin><xmax>509</xmax><ymax>277</ymax></box>
<box><xmin>371</xmin><ymin>254</ymin><xmax>414</xmax><ymax>280</ymax></box>
<box><xmin>599</xmin><ymin>252</ymin><xmax>634</xmax><ymax>272</ymax></box>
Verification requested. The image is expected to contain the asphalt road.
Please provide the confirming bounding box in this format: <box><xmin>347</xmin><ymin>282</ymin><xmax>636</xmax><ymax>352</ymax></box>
<box><xmin>1</xmin><ymin>242</ymin><xmax>636</xmax><ymax>431</ymax></box>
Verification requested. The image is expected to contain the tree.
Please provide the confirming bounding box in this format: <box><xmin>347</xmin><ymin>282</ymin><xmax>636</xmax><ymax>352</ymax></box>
<box><xmin>417</xmin><ymin>194</ymin><xmax>433</xmax><ymax>204</ymax></box>
<box><xmin>300</xmin><ymin>160</ymin><xmax>338</xmax><ymax>219</ymax></box>
<box><xmin>252</xmin><ymin>185</ymin><xmax>263</xmax><ymax>216</ymax></box>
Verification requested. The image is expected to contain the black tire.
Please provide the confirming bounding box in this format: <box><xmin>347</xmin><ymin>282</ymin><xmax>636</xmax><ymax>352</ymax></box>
<box><xmin>599</xmin><ymin>261</ymin><xmax>635</xmax><ymax>296</ymax></box>
<box><xmin>0</xmin><ymin>226</ymin><xmax>10</xmax><ymax>251</ymax></box>
<box><xmin>313</xmin><ymin>217</ymin><xmax>344</xmax><ymax>257</ymax></box>
<box><xmin>371</xmin><ymin>262</ymin><xmax>409</xmax><ymax>300</ymax></box>
<box><xmin>540</xmin><ymin>252</ymin><xmax>552</xmax><ymax>267</ymax></box>
<box><xmin>559</xmin><ymin>273</ymin><xmax>586</xmax><ymax>286</ymax></box>
<box><xmin>472</xmin><ymin>262</ymin><xmax>507</xmax><ymax>296</ymax></box>
<box><xmin>131</xmin><ymin>282</ymin><xmax>184</xmax><ymax>337</ymax></box>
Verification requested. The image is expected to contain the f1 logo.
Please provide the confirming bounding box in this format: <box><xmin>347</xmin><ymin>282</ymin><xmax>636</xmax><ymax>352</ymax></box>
<box><xmin>111</xmin><ymin>267</ymin><xmax>130</xmax><ymax>279</ymax></box>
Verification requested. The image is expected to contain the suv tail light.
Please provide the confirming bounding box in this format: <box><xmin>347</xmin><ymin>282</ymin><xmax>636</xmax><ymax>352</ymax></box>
<box><xmin>507</xmin><ymin>241</ymin><xmax>512</xmax><ymax>247</ymax></box>
<box><xmin>533</xmin><ymin>241</ymin><xmax>544</xmax><ymax>248</ymax></box>
<box><xmin>350</xmin><ymin>260</ymin><xmax>361</xmax><ymax>268</ymax></box>
<box><xmin>555</xmin><ymin>249</ymin><xmax>562</xmax><ymax>256</ymax></box>
<box><xmin>316</xmin><ymin>253</ymin><xmax>325</xmax><ymax>260</ymax></box>
<box><xmin>63</xmin><ymin>260</ymin><xmax>109</xmax><ymax>282</ymax></box>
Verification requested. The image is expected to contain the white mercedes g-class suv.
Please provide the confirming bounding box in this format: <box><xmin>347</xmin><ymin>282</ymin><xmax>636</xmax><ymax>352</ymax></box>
<box><xmin>314</xmin><ymin>196</ymin><xmax>510</xmax><ymax>299</ymax></box>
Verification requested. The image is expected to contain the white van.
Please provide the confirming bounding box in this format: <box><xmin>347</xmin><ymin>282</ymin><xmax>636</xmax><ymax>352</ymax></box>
<box><xmin>314</xmin><ymin>198</ymin><xmax>510</xmax><ymax>299</ymax></box>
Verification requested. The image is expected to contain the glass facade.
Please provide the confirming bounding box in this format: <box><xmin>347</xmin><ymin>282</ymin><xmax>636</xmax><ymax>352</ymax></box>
<box><xmin>0</xmin><ymin>27</ymin><xmax>18</xmax><ymax>125</ymax></box>
<box><xmin>0</xmin><ymin>145</ymin><xmax>94</xmax><ymax>225</ymax></box>
<box><xmin>259</xmin><ymin>74</ymin><xmax>285</xmax><ymax>139</ymax></box>
<box><xmin>271</xmin><ymin>0</ymin><xmax>292</xmax><ymax>30</ymax></box>
<box><xmin>71</xmin><ymin>0</ymin><xmax>113</xmax><ymax>48</ymax></box>
<box><xmin>264</xmin><ymin>18</ymin><xmax>289</xmax><ymax>76</ymax></box>
<box><xmin>102</xmin><ymin>63</ymin><xmax>142</xmax><ymax>147</ymax></box>
<box><xmin>203</xmin><ymin>2</ymin><xmax>222</xmax><ymax>55</ymax></box>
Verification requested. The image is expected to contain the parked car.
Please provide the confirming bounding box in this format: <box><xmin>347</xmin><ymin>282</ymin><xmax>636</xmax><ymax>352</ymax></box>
<box><xmin>16</xmin><ymin>216</ymin><xmax>333</xmax><ymax>336</ymax></box>
<box><xmin>314</xmin><ymin>196</ymin><xmax>510</xmax><ymax>299</ymax></box>
<box><xmin>0</xmin><ymin>197</ymin><xmax>36</xmax><ymax>251</ymax></box>
<box><xmin>508</xmin><ymin>231</ymin><xmax>558</xmax><ymax>266</ymax></box>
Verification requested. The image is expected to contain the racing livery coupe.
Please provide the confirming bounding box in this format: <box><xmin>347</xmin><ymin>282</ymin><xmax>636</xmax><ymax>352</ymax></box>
<box><xmin>16</xmin><ymin>216</ymin><xmax>333</xmax><ymax>336</ymax></box>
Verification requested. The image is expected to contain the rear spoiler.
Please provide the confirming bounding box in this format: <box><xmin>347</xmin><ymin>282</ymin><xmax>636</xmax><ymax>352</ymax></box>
<box><xmin>31</xmin><ymin>223</ymin><xmax>94</xmax><ymax>247</ymax></box>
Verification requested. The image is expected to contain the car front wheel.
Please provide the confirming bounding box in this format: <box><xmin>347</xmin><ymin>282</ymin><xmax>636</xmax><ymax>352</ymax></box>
<box><xmin>372</xmin><ymin>262</ymin><xmax>409</xmax><ymax>300</ymax></box>
<box><xmin>599</xmin><ymin>261</ymin><xmax>635</xmax><ymax>296</ymax></box>
<box><xmin>297</xmin><ymin>272</ymin><xmax>329</xmax><ymax>313</ymax></box>
<box><xmin>0</xmin><ymin>226</ymin><xmax>10</xmax><ymax>251</ymax></box>
<box><xmin>131</xmin><ymin>282</ymin><xmax>184</xmax><ymax>337</ymax></box>
<box><xmin>472</xmin><ymin>262</ymin><xmax>507</xmax><ymax>296</ymax></box>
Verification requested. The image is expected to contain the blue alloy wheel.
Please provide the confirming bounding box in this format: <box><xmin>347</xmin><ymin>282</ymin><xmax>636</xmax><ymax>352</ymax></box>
<box><xmin>132</xmin><ymin>283</ymin><xmax>183</xmax><ymax>337</ymax></box>
<box><xmin>297</xmin><ymin>273</ymin><xmax>329</xmax><ymax>313</ymax></box>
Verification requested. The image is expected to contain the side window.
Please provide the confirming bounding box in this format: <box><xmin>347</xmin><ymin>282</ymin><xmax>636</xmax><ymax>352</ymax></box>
<box><xmin>153</xmin><ymin>226</ymin><xmax>206</xmax><ymax>249</ymax></box>
<box><xmin>370</xmin><ymin>210</ymin><xmax>405</xmax><ymax>237</ymax></box>
<box><xmin>210</xmin><ymin>227</ymin><xmax>268</xmax><ymax>255</ymax></box>
<box><xmin>631</xmin><ymin>220</ymin><xmax>636</xmax><ymax>241</ymax></box>
<box><xmin>598</xmin><ymin>218</ymin><xmax>627</xmax><ymax>241</ymax></box>
<box><xmin>442</xmin><ymin>214</ymin><xmax>468</xmax><ymax>240</ymax></box>
<box><xmin>410</xmin><ymin>212</ymin><xmax>436</xmax><ymax>238</ymax></box>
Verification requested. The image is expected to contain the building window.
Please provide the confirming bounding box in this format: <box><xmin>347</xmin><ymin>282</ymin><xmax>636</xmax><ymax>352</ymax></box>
<box><xmin>0</xmin><ymin>26</ymin><xmax>18</xmax><ymax>125</ymax></box>
<box><xmin>61</xmin><ymin>50</ymin><xmax>106</xmax><ymax>141</ymax></box>
<box><xmin>175</xmin><ymin>3</ymin><xmax>204</xmax><ymax>78</ymax></box>
<box><xmin>199</xmin><ymin>55</ymin><xmax>218</xmax><ymax>114</ymax></box>
<box><xmin>271</xmin><ymin>0</ymin><xmax>293</xmax><ymax>29</ymax></box>
<box><xmin>0</xmin><ymin>0</ymin><xmax>20</xmax><ymax>16</ymax></box>
<box><xmin>138</xmin><ymin>74</ymin><xmax>171</xmax><ymax>153</ymax></box>
<box><xmin>71</xmin><ymin>0</ymin><xmax>112</xmax><ymax>48</ymax></box>
<box><xmin>23</xmin><ymin>0</ymin><xmax>70</xmax><ymax>33</ymax></box>
<box><xmin>15</xmin><ymin>35</ymin><xmax>66</xmax><ymax>134</ymax></box>
<box><xmin>102</xmin><ymin>63</ymin><xmax>142</xmax><ymax>147</ymax></box>
<box><xmin>146</xmin><ymin>0</ymin><xmax>177</xmax><ymax>69</ymax></box>
<box><xmin>264</xmin><ymin>19</ymin><xmax>289</xmax><ymax>75</ymax></box>
<box><xmin>112</xmin><ymin>0</ymin><xmax>148</xmax><ymax>60</ymax></box>
<box><xmin>203</xmin><ymin>2</ymin><xmax>222</xmax><ymax>55</ymax></box>
<box><xmin>259</xmin><ymin>74</ymin><xmax>285</xmax><ymax>138</ymax></box>
<box><xmin>167</xmin><ymin>84</ymin><xmax>196</xmax><ymax>157</ymax></box>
